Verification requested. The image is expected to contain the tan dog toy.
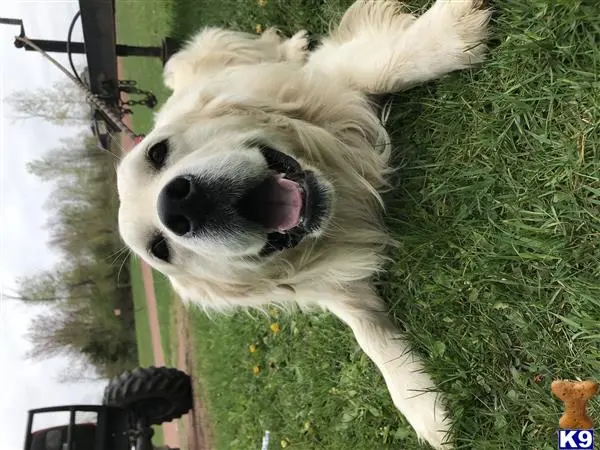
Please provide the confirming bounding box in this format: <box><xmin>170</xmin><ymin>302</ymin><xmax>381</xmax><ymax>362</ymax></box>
<box><xmin>551</xmin><ymin>379</ymin><xmax>599</xmax><ymax>429</ymax></box>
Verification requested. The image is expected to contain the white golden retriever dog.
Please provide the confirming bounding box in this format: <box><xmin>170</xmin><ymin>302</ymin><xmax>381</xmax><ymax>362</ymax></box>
<box><xmin>117</xmin><ymin>1</ymin><xmax>490</xmax><ymax>447</ymax></box>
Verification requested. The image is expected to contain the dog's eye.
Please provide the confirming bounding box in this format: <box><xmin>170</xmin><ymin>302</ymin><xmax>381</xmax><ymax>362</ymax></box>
<box><xmin>258</xmin><ymin>144</ymin><xmax>301</xmax><ymax>174</ymax></box>
<box><xmin>149</xmin><ymin>235</ymin><xmax>170</xmax><ymax>262</ymax></box>
<box><xmin>147</xmin><ymin>140</ymin><xmax>169</xmax><ymax>169</ymax></box>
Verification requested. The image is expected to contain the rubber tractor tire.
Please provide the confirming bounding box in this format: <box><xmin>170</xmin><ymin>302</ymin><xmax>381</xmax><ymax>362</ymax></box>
<box><xmin>103</xmin><ymin>366</ymin><xmax>193</xmax><ymax>425</ymax></box>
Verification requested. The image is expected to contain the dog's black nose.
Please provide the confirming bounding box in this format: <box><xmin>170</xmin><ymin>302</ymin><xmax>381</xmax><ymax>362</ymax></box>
<box><xmin>157</xmin><ymin>176</ymin><xmax>214</xmax><ymax>236</ymax></box>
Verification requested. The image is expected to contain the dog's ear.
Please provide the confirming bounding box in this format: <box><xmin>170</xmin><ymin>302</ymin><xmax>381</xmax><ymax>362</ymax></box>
<box><xmin>163</xmin><ymin>27</ymin><xmax>309</xmax><ymax>94</ymax></box>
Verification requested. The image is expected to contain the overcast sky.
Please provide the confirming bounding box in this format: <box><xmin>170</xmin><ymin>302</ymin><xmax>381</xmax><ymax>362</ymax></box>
<box><xmin>0</xmin><ymin>2</ymin><xmax>107</xmax><ymax>449</ymax></box>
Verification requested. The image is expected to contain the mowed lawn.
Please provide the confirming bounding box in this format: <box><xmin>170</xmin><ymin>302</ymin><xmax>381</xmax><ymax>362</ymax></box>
<box><xmin>129</xmin><ymin>256</ymin><xmax>165</xmax><ymax>445</ymax></box>
<box><xmin>116</xmin><ymin>1</ymin><xmax>600</xmax><ymax>449</ymax></box>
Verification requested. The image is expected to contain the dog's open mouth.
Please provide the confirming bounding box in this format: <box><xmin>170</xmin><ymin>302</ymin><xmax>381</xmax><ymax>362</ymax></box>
<box><xmin>239</xmin><ymin>173</ymin><xmax>306</xmax><ymax>233</ymax></box>
<box><xmin>237</xmin><ymin>146</ymin><xmax>329</xmax><ymax>255</ymax></box>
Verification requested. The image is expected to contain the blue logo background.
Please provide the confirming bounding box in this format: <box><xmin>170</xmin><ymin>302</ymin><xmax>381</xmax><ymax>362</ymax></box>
<box><xmin>558</xmin><ymin>429</ymin><xmax>594</xmax><ymax>450</ymax></box>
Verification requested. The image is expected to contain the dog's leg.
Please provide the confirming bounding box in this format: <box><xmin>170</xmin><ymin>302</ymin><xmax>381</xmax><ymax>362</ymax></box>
<box><xmin>308</xmin><ymin>0</ymin><xmax>491</xmax><ymax>93</ymax></box>
<box><xmin>164</xmin><ymin>28</ymin><xmax>309</xmax><ymax>93</ymax></box>
<box><xmin>321</xmin><ymin>287</ymin><xmax>452</xmax><ymax>449</ymax></box>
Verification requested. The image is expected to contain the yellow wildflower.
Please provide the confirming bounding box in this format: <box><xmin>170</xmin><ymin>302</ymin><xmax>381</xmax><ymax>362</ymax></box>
<box><xmin>255</xmin><ymin>24</ymin><xmax>263</xmax><ymax>34</ymax></box>
<box><xmin>258</xmin><ymin>0</ymin><xmax>267</xmax><ymax>6</ymax></box>
<box><xmin>248</xmin><ymin>344</ymin><xmax>257</xmax><ymax>353</ymax></box>
<box><xmin>270</xmin><ymin>322</ymin><xmax>281</xmax><ymax>333</ymax></box>
<box><xmin>252</xmin><ymin>365</ymin><xmax>261</xmax><ymax>375</ymax></box>
<box><xmin>280</xmin><ymin>439</ymin><xmax>289</xmax><ymax>448</ymax></box>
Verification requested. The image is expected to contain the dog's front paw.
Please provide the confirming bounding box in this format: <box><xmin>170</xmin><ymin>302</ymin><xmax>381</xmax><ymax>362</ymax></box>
<box><xmin>400</xmin><ymin>390</ymin><xmax>453</xmax><ymax>449</ymax></box>
<box><xmin>382</xmin><ymin>351</ymin><xmax>454</xmax><ymax>449</ymax></box>
<box><xmin>435</xmin><ymin>0</ymin><xmax>491</xmax><ymax>66</ymax></box>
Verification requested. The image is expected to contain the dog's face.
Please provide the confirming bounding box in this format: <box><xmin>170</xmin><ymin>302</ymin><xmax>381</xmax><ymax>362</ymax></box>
<box><xmin>117</xmin><ymin>64</ymin><xmax>390</xmax><ymax>302</ymax></box>
<box><xmin>118</xmin><ymin>120</ymin><xmax>334</xmax><ymax>275</ymax></box>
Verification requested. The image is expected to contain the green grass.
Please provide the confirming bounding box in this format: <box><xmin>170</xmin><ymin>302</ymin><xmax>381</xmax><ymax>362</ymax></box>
<box><xmin>130</xmin><ymin>257</ymin><xmax>165</xmax><ymax>445</ymax></box>
<box><xmin>191</xmin><ymin>308</ymin><xmax>418</xmax><ymax>450</ymax></box>
<box><xmin>154</xmin><ymin>271</ymin><xmax>173</xmax><ymax>364</ymax></box>
<box><xmin>116</xmin><ymin>0</ymin><xmax>174</xmax><ymax>133</ymax></box>
<box><xmin>130</xmin><ymin>257</ymin><xmax>154</xmax><ymax>367</ymax></box>
<box><xmin>129</xmin><ymin>258</ymin><xmax>173</xmax><ymax>367</ymax></box>
<box><xmin>118</xmin><ymin>0</ymin><xmax>600</xmax><ymax>449</ymax></box>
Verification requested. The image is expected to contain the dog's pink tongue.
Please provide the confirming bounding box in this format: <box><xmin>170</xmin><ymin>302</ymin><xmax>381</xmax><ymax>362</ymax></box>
<box><xmin>266</xmin><ymin>177</ymin><xmax>302</xmax><ymax>232</ymax></box>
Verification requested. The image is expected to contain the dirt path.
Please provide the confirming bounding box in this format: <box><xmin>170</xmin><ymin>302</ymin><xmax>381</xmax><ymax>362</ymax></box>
<box><xmin>117</xmin><ymin>57</ymin><xmax>181</xmax><ymax>449</ymax></box>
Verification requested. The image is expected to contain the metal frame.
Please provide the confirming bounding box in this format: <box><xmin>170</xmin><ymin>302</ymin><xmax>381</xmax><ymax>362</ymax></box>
<box><xmin>23</xmin><ymin>405</ymin><xmax>131</xmax><ymax>450</ymax></box>
<box><xmin>4</xmin><ymin>1</ymin><xmax>182</xmax><ymax>101</ymax></box>
<box><xmin>1</xmin><ymin>0</ymin><xmax>183</xmax><ymax>139</ymax></box>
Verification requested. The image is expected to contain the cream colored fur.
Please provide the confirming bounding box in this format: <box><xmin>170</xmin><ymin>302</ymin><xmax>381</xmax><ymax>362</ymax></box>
<box><xmin>117</xmin><ymin>1</ymin><xmax>491</xmax><ymax>448</ymax></box>
<box><xmin>164</xmin><ymin>27</ymin><xmax>310</xmax><ymax>93</ymax></box>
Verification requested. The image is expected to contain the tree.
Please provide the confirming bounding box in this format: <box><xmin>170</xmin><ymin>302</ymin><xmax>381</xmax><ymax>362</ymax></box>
<box><xmin>10</xmin><ymin>272</ymin><xmax>64</xmax><ymax>302</ymax></box>
<box><xmin>26</xmin><ymin>289</ymin><xmax>137</xmax><ymax>378</ymax></box>
<box><xmin>26</xmin><ymin>134</ymin><xmax>115</xmax><ymax>182</ymax></box>
<box><xmin>6</xmin><ymin>78</ymin><xmax>91</xmax><ymax>126</ymax></box>
<box><xmin>14</xmin><ymin>268</ymin><xmax>100</xmax><ymax>303</ymax></box>
<box><xmin>56</xmin><ymin>361</ymin><xmax>104</xmax><ymax>384</ymax></box>
<box><xmin>21</xmin><ymin>131</ymin><xmax>138</xmax><ymax>379</ymax></box>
